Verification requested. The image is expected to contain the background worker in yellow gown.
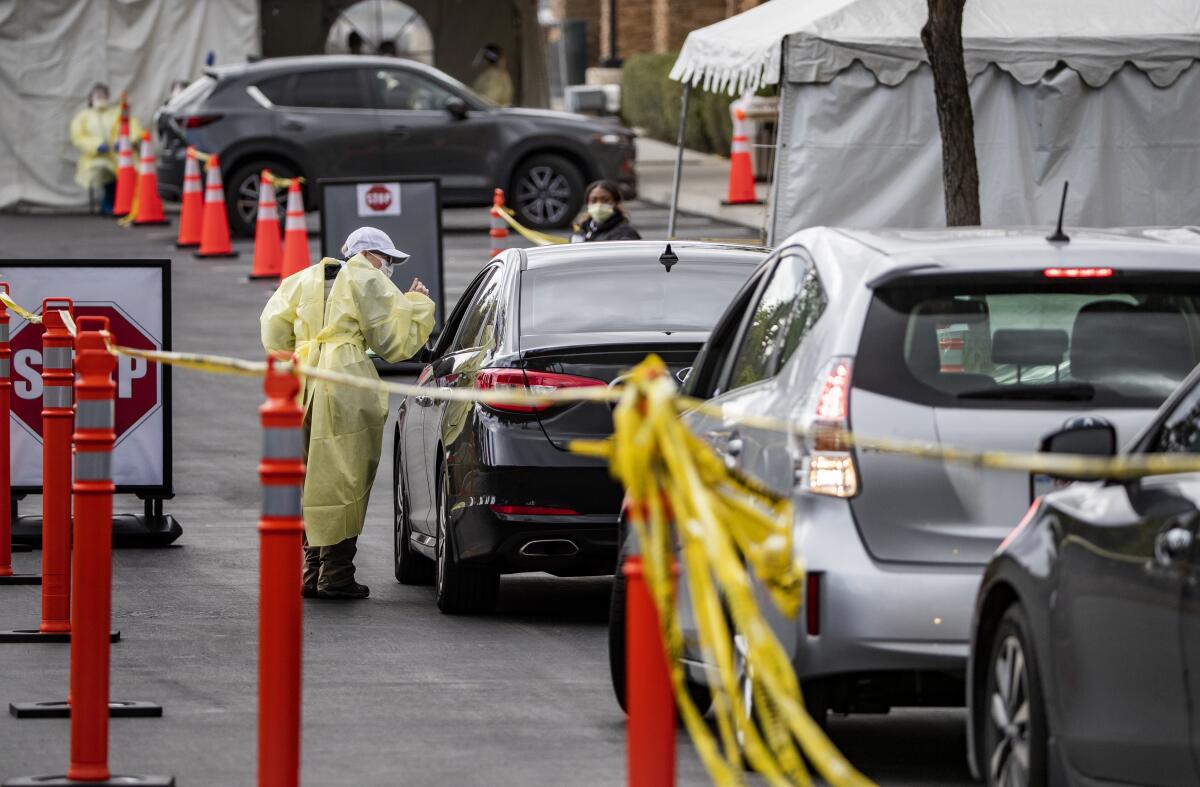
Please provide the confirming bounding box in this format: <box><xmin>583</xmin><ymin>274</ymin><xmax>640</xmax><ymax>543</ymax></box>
<box><xmin>471</xmin><ymin>44</ymin><xmax>514</xmax><ymax>107</ymax></box>
<box><xmin>68</xmin><ymin>83</ymin><xmax>140</xmax><ymax>214</ymax></box>
<box><xmin>260</xmin><ymin>227</ymin><xmax>435</xmax><ymax>600</ymax></box>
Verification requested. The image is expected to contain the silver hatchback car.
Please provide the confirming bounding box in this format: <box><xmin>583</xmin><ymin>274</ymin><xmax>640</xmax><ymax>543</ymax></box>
<box><xmin>610</xmin><ymin>226</ymin><xmax>1200</xmax><ymax>723</ymax></box>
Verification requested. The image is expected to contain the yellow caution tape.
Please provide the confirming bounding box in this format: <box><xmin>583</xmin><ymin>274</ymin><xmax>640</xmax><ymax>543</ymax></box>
<box><xmin>263</xmin><ymin>169</ymin><xmax>305</xmax><ymax>190</ymax></box>
<box><xmin>189</xmin><ymin>148</ymin><xmax>212</xmax><ymax>164</ymax></box>
<box><xmin>497</xmin><ymin>207</ymin><xmax>569</xmax><ymax>246</ymax></box>
<box><xmin>0</xmin><ymin>293</ymin><xmax>41</xmax><ymax>324</ymax></box>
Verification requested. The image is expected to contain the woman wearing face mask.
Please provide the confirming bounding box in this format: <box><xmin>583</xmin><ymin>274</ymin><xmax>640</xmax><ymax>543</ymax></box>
<box><xmin>571</xmin><ymin>180</ymin><xmax>641</xmax><ymax>243</ymax></box>
<box><xmin>260</xmin><ymin>227</ymin><xmax>434</xmax><ymax>600</ymax></box>
<box><xmin>68</xmin><ymin>83</ymin><xmax>140</xmax><ymax>215</ymax></box>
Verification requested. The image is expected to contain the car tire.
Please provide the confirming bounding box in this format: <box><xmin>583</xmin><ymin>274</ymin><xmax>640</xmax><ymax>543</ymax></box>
<box><xmin>608</xmin><ymin>526</ymin><xmax>711</xmax><ymax>716</ymax></box>
<box><xmin>225</xmin><ymin>159</ymin><xmax>299</xmax><ymax>238</ymax></box>
<box><xmin>434</xmin><ymin>463</ymin><xmax>499</xmax><ymax>614</ymax></box>
<box><xmin>509</xmin><ymin>153</ymin><xmax>584</xmax><ymax>230</ymax></box>
<box><xmin>982</xmin><ymin>605</ymin><xmax>1049</xmax><ymax>787</ymax></box>
<box><xmin>393</xmin><ymin>445</ymin><xmax>434</xmax><ymax>585</ymax></box>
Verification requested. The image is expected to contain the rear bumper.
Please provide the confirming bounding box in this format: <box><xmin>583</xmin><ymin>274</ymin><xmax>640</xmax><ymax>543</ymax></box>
<box><xmin>448</xmin><ymin>464</ymin><xmax>621</xmax><ymax>577</ymax></box>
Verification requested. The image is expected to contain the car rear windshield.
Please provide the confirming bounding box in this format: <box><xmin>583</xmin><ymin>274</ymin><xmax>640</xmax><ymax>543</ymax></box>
<box><xmin>165</xmin><ymin>75</ymin><xmax>216</xmax><ymax>112</ymax></box>
<box><xmin>520</xmin><ymin>262</ymin><xmax>750</xmax><ymax>335</ymax></box>
<box><xmin>855</xmin><ymin>274</ymin><xmax>1200</xmax><ymax>408</ymax></box>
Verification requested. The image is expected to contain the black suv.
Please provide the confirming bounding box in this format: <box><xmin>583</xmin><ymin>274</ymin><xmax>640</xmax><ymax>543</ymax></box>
<box><xmin>155</xmin><ymin>55</ymin><xmax>636</xmax><ymax>236</ymax></box>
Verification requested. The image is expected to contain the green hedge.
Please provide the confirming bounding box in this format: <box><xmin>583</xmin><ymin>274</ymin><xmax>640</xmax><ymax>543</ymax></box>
<box><xmin>620</xmin><ymin>52</ymin><xmax>734</xmax><ymax>157</ymax></box>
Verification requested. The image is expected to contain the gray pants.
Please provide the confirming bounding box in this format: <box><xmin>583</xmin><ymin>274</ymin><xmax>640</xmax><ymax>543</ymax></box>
<box><xmin>302</xmin><ymin>534</ymin><xmax>358</xmax><ymax>591</ymax></box>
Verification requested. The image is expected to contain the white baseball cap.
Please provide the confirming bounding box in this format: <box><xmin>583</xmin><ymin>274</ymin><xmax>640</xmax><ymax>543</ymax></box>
<box><xmin>341</xmin><ymin>227</ymin><xmax>410</xmax><ymax>265</ymax></box>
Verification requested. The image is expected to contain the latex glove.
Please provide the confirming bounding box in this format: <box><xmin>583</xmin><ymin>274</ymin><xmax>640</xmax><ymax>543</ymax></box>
<box><xmin>96</xmin><ymin>143</ymin><xmax>110</xmax><ymax>154</ymax></box>
<box><xmin>408</xmin><ymin>278</ymin><xmax>429</xmax><ymax>297</ymax></box>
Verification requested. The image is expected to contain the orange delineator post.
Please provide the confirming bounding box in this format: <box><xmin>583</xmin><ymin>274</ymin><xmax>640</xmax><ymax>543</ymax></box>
<box><xmin>5</xmin><ymin>317</ymin><xmax>174</xmax><ymax>786</ymax></box>
<box><xmin>40</xmin><ymin>301</ymin><xmax>75</xmax><ymax>638</ymax></box>
<box><xmin>133</xmin><ymin>132</ymin><xmax>169</xmax><ymax>226</ymax></box>
<box><xmin>0</xmin><ymin>284</ymin><xmax>38</xmax><ymax>584</ymax></box>
<box><xmin>489</xmin><ymin>188</ymin><xmax>510</xmax><ymax>258</ymax></box>
<box><xmin>195</xmin><ymin>154</ymin><xmax>239</xmax><ymax>259</ymax></box>
<box><xmin>248</xmin><ymin>171</ymin><xmax>283</xmax><ymax>280</ymax></box>
<box><xmin>258</xmin><ymin>356</ymin><xmax>305</xmax><ymax>787</ymax></box>
<box><xmin>724</xmin><ymin>107</ymin><xmax>760</xmax><ymax>206</ymax></box>
<box><xmin>625</xmin><ymin>543</ymin><xmax>676</xmax><ymax>787</ymax></box>
<box><xmin>175</xmin><ymin>147</ymin><xmax>204</xmax><ymax>247</ymax></box>
<box><xmin>113</xmin><ymin>113</ymin><xmax>136</xmax><ymax>218</ymax></box>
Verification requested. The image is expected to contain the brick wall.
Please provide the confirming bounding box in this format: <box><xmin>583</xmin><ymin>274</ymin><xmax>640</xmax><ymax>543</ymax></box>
<box><xmin>585</xmin><ymin>0</ymin><xmax>766</xmax><ymax>62</ymax></box>
<box><xmin>550</xmin><ymin>0</ymin><xmax>602</xmax><ymax>65</ymax></box>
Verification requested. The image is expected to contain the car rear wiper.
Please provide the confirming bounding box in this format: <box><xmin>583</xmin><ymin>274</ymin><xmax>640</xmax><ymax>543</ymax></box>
<box><xmin>957</xmin><ymin>383</ymin><xmax>1095</xmax><ymax>401</ymax></box>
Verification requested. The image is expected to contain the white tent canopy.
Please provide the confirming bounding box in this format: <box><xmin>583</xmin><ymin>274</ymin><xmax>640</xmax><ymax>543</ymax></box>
<box><xmin>670</xmin><ymin>0</ymin><xmax>1200</xmax><ymax>241</ymax></box>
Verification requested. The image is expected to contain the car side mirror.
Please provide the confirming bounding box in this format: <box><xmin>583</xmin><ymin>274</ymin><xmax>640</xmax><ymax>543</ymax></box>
<box><xmin>1037</xmin><ymin>417</ymin><xmax>1117</xmax><ymax>483</ymax></box>
<box><xmin>445</xmin><ymin>97</ymin><xmax>468</xmax><ymax>120</ymax></box>
<box><xmin>675</xmin><ymin>366</ymin><xmax>692</xmax><ymax>385</ymax></box>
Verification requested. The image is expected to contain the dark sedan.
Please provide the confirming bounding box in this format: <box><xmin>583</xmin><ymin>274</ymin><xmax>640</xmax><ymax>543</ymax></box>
<box><xmin>155</xmin><ymin>55</ymin><xmax>637</xmax><ymax>236</ymax></box>
<box><xmin>967</xmin><ymin>366</ymin><xmax>1200</xmax><ymax>787</ymax></box>
<box><xmin>393</xmin><ymin>241</ymin><xmax>768</xmax><ymax>614</ymax></box>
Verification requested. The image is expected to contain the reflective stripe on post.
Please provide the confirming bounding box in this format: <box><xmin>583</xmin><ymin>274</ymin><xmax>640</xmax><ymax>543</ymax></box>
<box><xmin>68</xmin><ymin>316</ymin><xmax>116</xmax><ymax>781</ymax></box>
<box><xmin>40</xmin><ymin>299</ymin><xmax>75</xmax><ymax>635</ymax></box>
<box><xmin>258</xmin><ymin>356</ymin><xmax>305</xmax><ymax>787</ymax></box>
<box><xmin>0</xmin><ymin>284</ymin><xmax>11</xmax><ymax>577</ymax></box>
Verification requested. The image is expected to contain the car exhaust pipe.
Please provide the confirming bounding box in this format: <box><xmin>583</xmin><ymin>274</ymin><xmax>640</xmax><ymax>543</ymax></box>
<box><xmin>519</xmin><ymin>539</ymin><xmax>579</xmax><ymax>557</ymax></box>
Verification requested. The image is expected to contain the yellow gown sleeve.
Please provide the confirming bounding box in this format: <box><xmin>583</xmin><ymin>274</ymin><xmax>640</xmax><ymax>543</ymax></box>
<box><xmin>350</xmin><ymin>267</ymin><xmax>436</xmax><ymax>364</ymax></box>
<box><xmin>260</xmin><ymin>274</ymin><xmax>302</xmax><ymax>354</ymax></box>
<box><xmin>69</xmin><ymin>110</ymin><xmax>101</xmax><ymax>155</ymax></box>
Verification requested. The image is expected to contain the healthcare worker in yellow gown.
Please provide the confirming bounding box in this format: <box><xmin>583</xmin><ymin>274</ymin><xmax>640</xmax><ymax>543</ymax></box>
<box><xmin>68</xmin><ymin>83</ymin><xmax>141</xmax><ymax>214</ymax></box>
<box><xmin>260</xmin><ymin>227</ymin><xmax>435</xmax><ymax>599</ymax></box>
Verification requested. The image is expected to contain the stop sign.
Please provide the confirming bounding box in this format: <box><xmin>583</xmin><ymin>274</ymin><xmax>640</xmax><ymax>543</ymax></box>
<box><xmin>10</xmin><ymin>304</ymin><xmax>159</xmax><ymax>442</ymax></box>
<box><xmin>364</xmin><ymin>184</ymin><xmax>393</xmax><ymax>212</ymax></box>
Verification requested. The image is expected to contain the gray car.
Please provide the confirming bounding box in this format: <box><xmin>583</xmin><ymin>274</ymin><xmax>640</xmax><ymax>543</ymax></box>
<box><xmin>609</xmin><ymin>226</ymin><xmax>1200</xmax><ymax>729</ymax></box>
<box><xmin>967</xmin><ymin>366</ymin><xmax>1200</xmax><ymax>787</ymax></box>
<box><xmin>155</xmin><ymin>55</ymin><xmax>636</xmax><ymax>236</ymax></box>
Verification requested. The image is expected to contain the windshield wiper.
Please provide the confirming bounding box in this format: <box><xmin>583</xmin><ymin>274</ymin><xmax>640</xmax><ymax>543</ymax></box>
<box><xmin>957</xmin><ymin>383</ymin><xmax>1095</xmax><ymax>401</ymax></box>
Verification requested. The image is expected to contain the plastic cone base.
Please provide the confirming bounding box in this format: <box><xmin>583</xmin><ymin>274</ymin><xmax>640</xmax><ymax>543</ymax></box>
<box><xmin>133</xmin><ymin>219</ymin><xmax>170</xmax><ymax>226</ymax></box>
<box><xmin>720</xmin><ymin>198</ymin><xmax>763</xmax><ymax>206</ymax></box>
<box><xmin>174</xmin><ymin>241</ymin><xmax>199</xmax><ymax>249</ymax></box>
<box><xmin>0</xmin><ymin>574</ymin><xmax>40</xmax><ymax>585</ymax></box>
<box><xmin>194</xmin><ymin>250</ymin><xmax>240</xmax><ymax>259</ymax></box>
<box><xmin>3</xmin><ymin>775</ymin><xmax>174</xmax><ymax>786</ymax></box>
<box><xmin>0</xmin><ymin>630</ymin><xmax>119</xmax><ymax>644</ymax></box>
<box><xmin>9</xmin><ymin>700</ymin><xmax>163</xmax><ymax>719</ymax></box>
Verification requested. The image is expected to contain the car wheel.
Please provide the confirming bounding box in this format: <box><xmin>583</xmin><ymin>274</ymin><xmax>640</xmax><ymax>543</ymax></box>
<box><xmin>393</xmin><ymin>446</ymin><xmax>433</xmax><ymax>585</ymax></box>
<box><xmin>983</xmin><ymin>606</ymin><xmax>1048</xmax><ymax>787</ymax></box>
<box><xmin>434</xmin><ymin>463</ymin><xmax>499</xmax><ymax>614</ymax></box>
<box><xmin>510</xmin><ymin>153</ymin><xmax>584</xmax><ymax>230</ymax></box>
<box><xmin>225</xmin><ymin>159</ymin><xmax>298</xmax><ymax>238</ymax></box>
<box><xmin>608</xmin><ymin>525</ymin><xmax>710</xmax><ymax>716</ymax></box>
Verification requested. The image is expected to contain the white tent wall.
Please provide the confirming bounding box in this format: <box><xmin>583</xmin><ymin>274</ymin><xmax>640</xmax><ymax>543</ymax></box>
<box><xmin>0</xmin><ymin>0</ymin><xmax>260</xmax><ymax>211</ymax></box>
<box><xmin>770</xmin><ymin>59</ymin><xmax>1200</xmax><ymax>242</ymax></box>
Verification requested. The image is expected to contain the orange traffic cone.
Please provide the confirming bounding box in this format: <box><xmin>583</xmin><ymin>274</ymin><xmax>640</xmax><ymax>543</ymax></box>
<box><xmin>279</xmin><ymin>180</ymin><xmax>310</xmax><ymax>280</ymax></box>
<box><xmin>175</xmin><ymin>147</ymin><xmax>204</xmax><ymax>247</ymax></box>
<box><xmin>113</xmin><ymin>118</ymin><xmax>136</xmax><ymax>218</ymax></box>
<box><xmin>489</xmin><ymin>188</ymin><xmax>510</xmax><ymax>258</ymax></box>
<box><xmin>195</xmin><ymin>154</ymin><xmax>238</xmax><ymax>258</ymax></box>
<box><xmin>723</xmin><ymin>107</ymin><xmax>760</xmax><ymax>205</ymax></box>
<box><xmin>133</xmin><ymin>132</ymin><xmax>169</xmax><ymax>225</ymax></box>
<box><xmin>248</xmin><ymin>171</ymin><xmax>283</xmax><ymax>280</ymax></box>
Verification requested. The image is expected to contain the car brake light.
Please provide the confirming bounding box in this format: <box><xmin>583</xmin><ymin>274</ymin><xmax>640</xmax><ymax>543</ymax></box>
<box><xmin>475</xmin><ymin>368</ymin><xmax>604</xmax><ymax>413</ymax></box>
<box><xmin>999</xmin><ymin>498</ymin><xmax>1041</xmax><ymax>550</ymax></box>
<box><xmin>800</xmin><ymin>357</ymin><xmax>859</xmax><ymax>497</ymax></box>
<box><xmin>805</xmin><ymin>573</ymin><xmax>821</xmax><ymax>636</ymax></box>
<box><xmin>489</xmin><ymin>504</ymin><xmax>579</xmax><ymax>516</ymax></box>
<box><xmin>1043</xmin><ymin>267</ymin><xmax>1113</xmax><ymax>278</ymax></box>
<box><xmin>181</xmin><ymin>114</ymin><xmax>223</xmax><ymax>128</ymax></box>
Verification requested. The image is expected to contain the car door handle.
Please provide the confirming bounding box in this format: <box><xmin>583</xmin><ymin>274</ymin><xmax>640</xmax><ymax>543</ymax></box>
<box><xmin>414</xmin><ymin>395</ymin><xmax>433</xmax><ymax>407</ymax></box>
<box><xmin>1155</xmin><ymin>526</ymin><xmax>1193</xmax><ymax>565</ymax></box>
<box><xmin>282</xmin><ymin>120</ymin><xmax>306</xmax><ymax>132</ymax></box>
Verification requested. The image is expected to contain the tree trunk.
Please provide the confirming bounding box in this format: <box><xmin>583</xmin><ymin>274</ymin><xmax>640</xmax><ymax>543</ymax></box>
<box><xmin>921</xmin><ymin>0</ymin><xmax>981</xmax><ymax>226</ymax></box>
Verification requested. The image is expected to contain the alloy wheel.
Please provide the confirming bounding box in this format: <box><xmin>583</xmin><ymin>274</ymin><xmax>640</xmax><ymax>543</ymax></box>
<box><xmin>435</xmin><ymin>468</ymin><xmax>448</xmax><ymax>596</ymax></box>
<box><xmin>514</xmin><ymin>165</ymin><xmax>572</xmax><ymax>226</ymax></box>
<box><xmin>988</xmin><ymin>634</ymin><xmax>1031</xmax><ymax>787</ymax></box>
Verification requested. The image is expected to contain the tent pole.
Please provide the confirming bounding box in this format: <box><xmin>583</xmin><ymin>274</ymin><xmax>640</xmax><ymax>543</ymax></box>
<box><xmin>667</xmin><ymin>83</ymin><xmax>691</xmax><ymax>240</ymax></box>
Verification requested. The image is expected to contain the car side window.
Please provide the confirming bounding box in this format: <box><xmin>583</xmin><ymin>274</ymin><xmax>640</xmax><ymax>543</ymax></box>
<box><xmin>370</xmin><ymin>68</ymin><xmax>455</xmax><ymax>111</ymax></box>
<box><xmin>450</xmin><ymin>268</ymin><xmax>503</xmax><ymax>353</ymax></box>
<box><xmin>684</xmin><ymin>266</ymin><xmax>768</xmax><ymax>399</ymax></box>
<box><xmin>256</xmin><ymin>75</ymin><xmax>290</xmax><ymax>105</ymax></box>
<box><xmin>287</xmin><ymin>69</ymin><xmax>369</xmax><ymax>109</ymax></box>
<box><xmin>1152</xmin><ymin>382</ymin><xmax>1200</xmax><ymax>453</ymax></box>
<box><xmin>722</xmin><ymin>253</ymin><xmax>825</xmax><ymax>393</ymax></box>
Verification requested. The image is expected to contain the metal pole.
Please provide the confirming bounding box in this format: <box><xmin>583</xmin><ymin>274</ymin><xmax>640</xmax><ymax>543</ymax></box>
<box><xmin>666</xmin><ymin>83</ymin><xmax>691</xmax><ymax>240</ymax></box>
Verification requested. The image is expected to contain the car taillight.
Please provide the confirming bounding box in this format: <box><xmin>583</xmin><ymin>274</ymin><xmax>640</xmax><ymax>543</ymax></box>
<box><xmin>805</xmin><ymin>573</ymin><xmax>821</xmax><ymax>636</ymax></box>
<box><xmin>489</xmin><ymin>504</ymin><xmax>579</xmax><ymax>516</ymax></box>
<box><xmin>1043</xmin><ymin>267</ymin><xmax>1113</xmax><ymax>278</ymax></box>
<box><xmin>800</xmin><ymin>357</ymin><xmax>859</xmax><ymax>498</ymax></box>
<box><xmin>180</xmin><ymin>114</ymin><xmax>223</xmax><ymax>128</ymax></box>
<box><xmin>475</xmin><ymin>368</ymin><xmax>604</xmax><ymax>413</ymax></box>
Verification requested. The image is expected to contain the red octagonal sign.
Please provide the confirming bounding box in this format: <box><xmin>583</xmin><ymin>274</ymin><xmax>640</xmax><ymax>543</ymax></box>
<box><xmin>10</xmin><ymin>304</ymin><xmax>158</xmax><ymax>442</ymax></box>
<box><xmin>364</xmin><ymin>184</ymin><xmax>393</xmax><ymax>212</ymax></box>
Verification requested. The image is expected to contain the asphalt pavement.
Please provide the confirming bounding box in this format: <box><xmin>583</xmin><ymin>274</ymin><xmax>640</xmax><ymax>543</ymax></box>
<box><xmin>0</xmin><ymin>203</ymin><xmax>973</xmax><ymax>786</ymax></box>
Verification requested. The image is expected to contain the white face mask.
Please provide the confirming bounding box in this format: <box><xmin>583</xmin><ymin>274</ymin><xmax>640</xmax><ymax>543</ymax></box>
<box><xmin>588</xmin><ymin>203</ymin><xmax>615</xmax><ymax>224</ymax></box>
<box><xmin>91</xmin><ymin>95</ymin><xmax>110</xmax><ymax>109</ymax></box>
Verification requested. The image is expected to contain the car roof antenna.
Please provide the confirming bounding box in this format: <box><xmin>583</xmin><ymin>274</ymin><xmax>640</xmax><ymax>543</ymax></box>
<box><xmin>1046</xmin><ymin>181</ymin><xmax>1070</xmax><ymax>243</ymax></box>
<box><xmin>659</xmin><ymin>243</ymin><xmax>678</xmax><ymax>273</ymax></box>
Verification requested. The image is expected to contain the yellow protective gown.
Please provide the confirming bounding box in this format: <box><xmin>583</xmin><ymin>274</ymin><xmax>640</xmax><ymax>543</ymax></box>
<box><xmin>260</xmin><ymin>254</ymin><xmax>435</xmax><ymax>546</ymax></box>
<box><xmin>67</xmin><ymin>105</ymin><xmax>141</xmax><ymax>188</ymax></box>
